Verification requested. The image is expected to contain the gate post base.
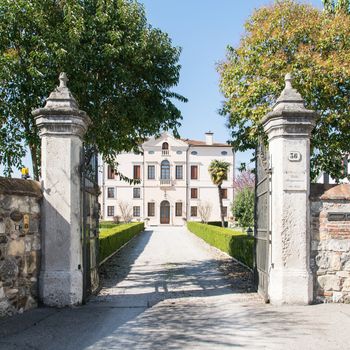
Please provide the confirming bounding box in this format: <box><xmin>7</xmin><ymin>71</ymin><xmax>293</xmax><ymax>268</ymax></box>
<box><xmin>269</xmin><ymin>268</ymin><xmax>313</xmax><ymax>305</ymax></box>
<box><xmin>39</xmin><ymin>270</ymin><xmax>83</xmax><ymax>307</ymax></box>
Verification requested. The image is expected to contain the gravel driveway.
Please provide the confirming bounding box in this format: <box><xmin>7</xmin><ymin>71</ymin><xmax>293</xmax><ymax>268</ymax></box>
<box><xmin>95</xmin><ymin>226</ymin><xmax>256</xmax><ymax>305</ymax></box>
<box><xmin>0</xmin><ymin>226</ymin><xmax>349</xmax><ymax>350</ymax></box>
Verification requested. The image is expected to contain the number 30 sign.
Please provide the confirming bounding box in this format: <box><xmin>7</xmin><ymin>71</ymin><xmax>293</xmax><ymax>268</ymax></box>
<box><xmin>288</xmin><ymin>151</ymin><xmax>301</xmax><ymax>162</ymax></box>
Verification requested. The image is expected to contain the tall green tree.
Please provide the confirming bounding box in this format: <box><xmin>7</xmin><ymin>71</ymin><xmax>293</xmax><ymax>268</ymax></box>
<box><xmin>0</xmin><ymin>0</ymin><xmax>186</xmax><ymax>179</ymax></box>
<box><xmin>323</xmin><ymin>0</ymin><xmax>350</xmax><ymax>13</ymax></box>
<box><xmin>218</xmin><ymin>0</ymin><xmax>350</xmax><ymax>181</ymax></box>
<box><xmin>208</xmin><ymin>159</ymin><xmax>230</xmax><ymax>228</ymax></box>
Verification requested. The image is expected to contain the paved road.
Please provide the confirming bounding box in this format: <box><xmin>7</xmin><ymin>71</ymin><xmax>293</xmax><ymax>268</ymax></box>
<box><xmin>0</xmin><ymin>226</ymin><xmax>349</xmax><ymax>349</ymax></box>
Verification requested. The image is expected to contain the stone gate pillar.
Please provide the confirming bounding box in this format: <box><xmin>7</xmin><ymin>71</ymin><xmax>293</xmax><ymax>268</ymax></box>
<box><xmin>33</xmin><ymin>73</ymin><xmax>91</xmax><ymax>306</ymax></box>
<box><xmin>263</xmin><ymin>73</ymin><xmax>317</xmax><ymax>304</ymax></box>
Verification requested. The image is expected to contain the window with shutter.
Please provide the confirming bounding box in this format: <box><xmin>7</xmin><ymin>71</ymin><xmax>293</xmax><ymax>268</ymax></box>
<box><xmin>191</xmin><ymin>188</ymin><xmax>198</xmax><ymax>199</ymax></box>
<box><xmin>191</xmin><ymin>165</ymin><xmax>198</xmax><ymax>179</ymax></box>
<box><xmin>107</xmin><ymin>187</ymin><xmax>115</xmax><ymax>198</ymax></box>
<box><xmin>175</xmin><ymin>202</ymin><xmax>182</xmax><ymax>216</ymax></box>
<box><xmin>107</xmin><ymin>165</ymin><xmax>115</xmax><ymax>179</ymax></box>
<box><xmin>133</xmin><ymin>188</ymin><xmax>141</xmax><ymax>198</ymax></box>
<box><xmin>133</xmin><ymin>206</ymin><xmax>140</xmax><ymax>217</ymax></box>
<box><xmin>107</xmin><ymin>206</ymin><xmax>114</xmax><ymax>216</ymax></box>
<box><xmin>175</xmin><ymin>165</ymin><xmax>183</xmax><ymax>179</ymax></box>
<box><xmin>133</xmin><ymin>165</ymin><xmax>141</xmax><ymax>180</ymax></box>
<box><xmin>148</xmin><ymin>202</ymin><xmax>155</xmax><ymax>216</ymax></box>
<box><xmin>191</xmin><ymin>206</ymin><xmax>197</xmax><ymax>217</ymax></box>
<box><xmin>148</xmin><ymin>165</ymin><xmax>155</xmax><ymax>179</ymax></box>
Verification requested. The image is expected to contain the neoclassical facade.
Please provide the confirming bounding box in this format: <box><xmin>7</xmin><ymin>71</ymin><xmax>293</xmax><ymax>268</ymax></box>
<box><xmin>100</xmin><ymin>132</ymin><xmax>235</xmax><ymax>225</ymax></box>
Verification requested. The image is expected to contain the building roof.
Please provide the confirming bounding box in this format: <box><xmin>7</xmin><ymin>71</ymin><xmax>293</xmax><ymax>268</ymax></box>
<box><xmin>180</xmin><ymin>138</ymin><xmax>230</xmax><ymax>147</ymax></box>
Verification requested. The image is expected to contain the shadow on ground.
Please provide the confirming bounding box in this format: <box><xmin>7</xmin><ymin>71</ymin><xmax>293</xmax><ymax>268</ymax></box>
<box><xmin>0</xmin><ymin>228</ymin><xmax>346</xmax><ymax>350</ymax></box>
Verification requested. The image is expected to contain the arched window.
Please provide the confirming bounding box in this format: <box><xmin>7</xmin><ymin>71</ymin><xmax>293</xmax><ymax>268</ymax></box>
<box><xmin>162</xmin><ymin>142</ymin><xmax>169</xmax><ymax>150</ymax></box>
<box><xmin>161</xmin><ymin>160</ymin><xmax>170</xmax><ymax>179</ymax></box>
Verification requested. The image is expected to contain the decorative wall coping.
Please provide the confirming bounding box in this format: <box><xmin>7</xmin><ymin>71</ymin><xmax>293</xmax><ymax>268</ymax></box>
<box><xmin>320</xmin><ymin>184</ymin><xmax>350</xmax><ymax>200</ymax></box>
<box><xmin>0</xmin><ymin>177</ymin><xmax>42</xmax><ymax>198</ymax></box>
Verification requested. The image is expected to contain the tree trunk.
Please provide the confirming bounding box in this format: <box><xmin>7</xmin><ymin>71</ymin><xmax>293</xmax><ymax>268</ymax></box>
<box><xmin>218</xmin><ymin>184</ymin><xmax>225</xmax><ymax>227</ymax></box>
<box><xmin>29</xmin><ymin>143</ymin><xmax>39</xmax><ymax>181</ymax></box>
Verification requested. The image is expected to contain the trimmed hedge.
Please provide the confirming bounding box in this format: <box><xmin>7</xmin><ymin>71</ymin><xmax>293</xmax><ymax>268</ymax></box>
<box><xmin>99</xmin><ymin>221</ymin><xmax>119</xmax><ymax>229</ymax></box>
<box><xmin>99</xmin><ymin>222</ymin><xmax>144</xmax><ymax>263</ymax></box>
<box><xmin>208</xmin><ymin>221</ymin><xmax>228</xmax><ymax>228</ymax></box>
<box><xmin>187</xmin><ymin>221</ymin><xmax>254</xmax><ymax>269</ymax></box>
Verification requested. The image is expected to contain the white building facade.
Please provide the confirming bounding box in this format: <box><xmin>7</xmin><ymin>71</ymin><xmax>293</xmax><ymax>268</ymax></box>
<box><xmin>100</xmin><ymin>132</ymin><xmax>235</xmax><ymax>225</ymax></box>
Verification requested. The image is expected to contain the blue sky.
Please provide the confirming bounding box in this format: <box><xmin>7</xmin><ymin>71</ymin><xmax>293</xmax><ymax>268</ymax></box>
<box><xmin>139</xmin><ymin>0</ymin><xmax>322</xmax><ymax>169</ymax></box>
<box><xmin>1</xmin><ymin>0</ymin><xmax>323</xmax><ymax>177</ymax></box>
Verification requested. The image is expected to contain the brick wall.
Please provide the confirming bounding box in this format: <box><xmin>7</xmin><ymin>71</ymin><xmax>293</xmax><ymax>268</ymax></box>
<box><xmin>0</xmin><ymin>178</ymin><xmax>42</xmax><ymax>317</ymax></box>
<box><xmin>310</xmin><ymin>184</ymin><xmax>350</xmax><ymax>303</ymax></box>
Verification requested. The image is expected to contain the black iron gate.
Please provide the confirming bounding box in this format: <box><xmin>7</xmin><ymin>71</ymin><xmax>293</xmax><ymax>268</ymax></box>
<box><xmin>254</xmin><ymin>140</ymin><xmax>271</xmax><ymax>302</ymax></box>
<box><xmin>81</xmin><ymin>145</ymin><xmax>100</xmax><ymax>302</ymax></box>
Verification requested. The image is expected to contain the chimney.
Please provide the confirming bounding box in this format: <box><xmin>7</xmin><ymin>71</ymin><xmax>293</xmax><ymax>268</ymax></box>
<box><xmin>205</xmin><ymin>131</ymin><xmax>213</xmax><ymax>145</ymax></box>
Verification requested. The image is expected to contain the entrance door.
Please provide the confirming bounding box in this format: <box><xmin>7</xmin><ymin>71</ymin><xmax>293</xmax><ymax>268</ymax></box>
<box><xmin>160</xmin><ymin>200</ymin><xmax>170</xmax><ymax>224</ymax></box>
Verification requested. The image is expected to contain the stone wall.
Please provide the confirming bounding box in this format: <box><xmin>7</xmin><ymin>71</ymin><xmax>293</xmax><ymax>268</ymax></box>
<box><xmin>0</xmin><ymin>178</ymin><xmax>42</xmax><ymax>316</ymax></box>
<box><xmin>310</xmin><ymin>183</ymin><xmax>350</xmax><ymax>303</ymax></box>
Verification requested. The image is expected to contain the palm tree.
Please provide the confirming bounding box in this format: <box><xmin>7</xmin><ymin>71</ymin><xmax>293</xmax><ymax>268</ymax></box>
<box><xmin>208</xmin><ymin>159</ymin><xmax>230</xmax><ymax>227</ymax></box>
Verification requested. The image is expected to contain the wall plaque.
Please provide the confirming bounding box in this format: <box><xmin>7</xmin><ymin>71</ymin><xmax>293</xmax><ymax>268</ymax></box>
<box><xmin>283</xmin><ymin>171</ymin><xmax>307</xmax><ymax>191</ymax></box>
<box><xmin>10</xmin><ymin>210</ymin><xmax>23</xmax><ymax>222</ymax></box>
<box><xmin>328</xmin><ymin>212</ymin><xmax>350</xmax><ymax>221</ymax></box>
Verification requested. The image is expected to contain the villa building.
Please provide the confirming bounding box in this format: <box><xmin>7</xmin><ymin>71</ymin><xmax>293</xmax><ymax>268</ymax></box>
<box><xmin>100</xmin><ymin>132</ymin><xmax>235</xmax><ymax>225</ymax></box>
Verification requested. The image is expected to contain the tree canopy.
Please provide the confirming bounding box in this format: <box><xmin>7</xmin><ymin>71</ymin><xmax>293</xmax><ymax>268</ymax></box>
<box><xmin>218</xmin><ymin>0</ymin><xmax>350</xmax><ymax>181</ymax></box>
<box><xmin>0</xmin><ymin>0</ymin><xmax>186</xmax><ymax>179</ymax></box>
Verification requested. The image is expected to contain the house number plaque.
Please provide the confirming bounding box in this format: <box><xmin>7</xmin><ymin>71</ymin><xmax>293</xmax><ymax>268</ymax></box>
<box><xmin>288</xmin><ymin>151</ymin><xmax>301</xmax><ymax>162</ymax></box>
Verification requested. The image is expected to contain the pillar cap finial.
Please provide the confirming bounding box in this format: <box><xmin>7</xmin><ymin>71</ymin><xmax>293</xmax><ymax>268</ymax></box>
<box><xmin>40</xmin><ymin>72</ymin><xmax>79</xmax><ymax>110</ymax></box>
<box><xmin>285</xmin><ymin>73</ymin><xmax>293</xmax><ymax>90</ymax></box>
<box><xmin>59</xmin><ymin>72</ymin><xmax>69</xmax><ymax>88</ymax></box>
<box><xmin>32</xmin><ymin>72</ymin><xmax>91</xmax><ymax>137</ymax></box>
<box><xmin>262</xmin><ymin>71</ymin><xmax>317</xmax><ymax>127</ymax></box>
<box><xmin>272</xmin><ymin>72</ymin><xmax>305</xmax><ymax>110</ymax></box>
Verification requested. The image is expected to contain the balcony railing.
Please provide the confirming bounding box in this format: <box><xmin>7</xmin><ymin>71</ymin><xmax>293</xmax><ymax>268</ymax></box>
<box><xmin>160</xmin><ymin>178</ymin><xmax>172</xmax><ymax>187</ymax></box>
<box><xmin>162</xmin><ymin>150</ymin><xmax>169</xmax><ymax>156</ymax></box>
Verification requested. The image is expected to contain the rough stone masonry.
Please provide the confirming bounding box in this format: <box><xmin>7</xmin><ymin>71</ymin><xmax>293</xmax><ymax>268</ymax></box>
<box><xmin>0</xmin><ymin>178</ymin><xmax>42</xmax><ymax>317</ymax></box>
<box><xmin>310</xmin><ymin>183</ymin><xmax>350</xmax><ymax>303</ymax></box>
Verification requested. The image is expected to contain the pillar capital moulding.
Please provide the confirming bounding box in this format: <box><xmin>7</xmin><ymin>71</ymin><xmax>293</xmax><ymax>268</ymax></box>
<box><xmin>263</xmin><ymin>73</ymin><xmax>317</xmax><ymax>305</ymax></box>
<box><xmin>32</xmin><ymin>73</ymin><xmax>90</xmax><ymax>307</ymax></box>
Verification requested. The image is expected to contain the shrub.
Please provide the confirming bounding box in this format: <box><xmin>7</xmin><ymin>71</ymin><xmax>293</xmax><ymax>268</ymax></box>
<box><xmin>187</xmin><ymin>221</ymin><xmax>254</xmax><ymax>268</ymax></box>
<box><xmin>99</xmin><ymin>222</ymin><xmax>144</xmax><ymax>263</ymax></box>
<box><xmin>232</xmin><ymin>187</ymin><xmax>254</xmax><ymax>229</ymax></box>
